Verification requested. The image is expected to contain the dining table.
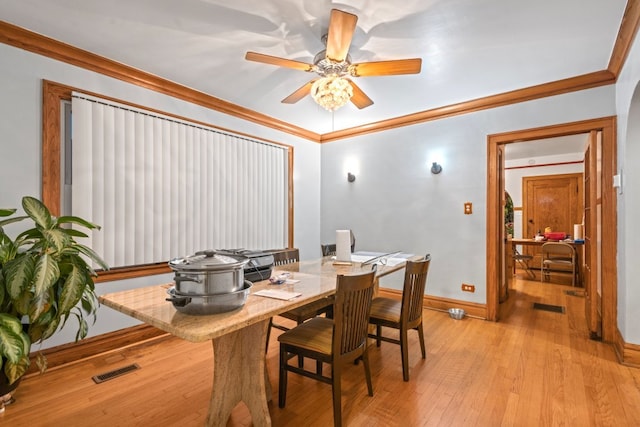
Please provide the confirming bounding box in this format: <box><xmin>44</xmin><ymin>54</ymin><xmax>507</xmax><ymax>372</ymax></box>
<box><xmin>99</xmin><ymin>253</ymin><xmax>418</xmax><ymax>427</ymax></box>
<box><xmin>509</xmin><ymin>238</ymin><xmax>584</xmax><ymax>286</ymax></box>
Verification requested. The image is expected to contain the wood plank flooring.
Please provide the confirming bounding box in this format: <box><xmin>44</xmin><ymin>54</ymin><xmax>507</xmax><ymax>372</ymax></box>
<box><xmin>3</xmin><ymin>274</ymin><xmax>640</xmax><ymax>426</ymax></box>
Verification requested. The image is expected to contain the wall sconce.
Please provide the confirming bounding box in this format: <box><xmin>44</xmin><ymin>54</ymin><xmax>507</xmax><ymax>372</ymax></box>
<box><xmin>430</xmin><ymin>162</ymin><xmax>443</xmax><ymax>174</ymax></box>
<box><xmin>347</xmin><ymin>172</ymin><xmax>356</xmax><ymax>183</ymax></box>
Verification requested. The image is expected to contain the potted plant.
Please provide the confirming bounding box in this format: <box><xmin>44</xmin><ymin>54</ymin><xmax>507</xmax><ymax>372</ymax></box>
<box><xmin>0</xmin><ymin>196</ymin><xmax>108</xmax><ymax>397</ymax></box>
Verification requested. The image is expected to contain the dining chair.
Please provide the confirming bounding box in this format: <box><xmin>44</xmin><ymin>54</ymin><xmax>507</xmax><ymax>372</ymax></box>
<box><xmin>278</xmin><ymin>267</ymin><xmax>376</xmax><ymax>427</ymax></box>
<box><xmin>321</xmin><ymin>243</ymin><xmax>337</xmax><ymax>256</ymax></box>
<box><xmin>368</xmin><ymin>254</ymin><xmax>431</xmax><ymax>381</ymax></box>
<box><xmin>540</xmin><ymin>242</ymin><xmax>577</xmax><ymax>286</ymax></box>
<box><xmin>266</xmin><ymin>248</ymin><xmax>334</xmax><ymax>356</ymax></box>
<box><xmin>513</xmin><ymin>247</ymin><xmax>535</xmax><ymax>279</ymax></box>
<box><xmin>321</xmin><ymin>230</ymin><xmax>356</xmax><ymax>257</ymax></box>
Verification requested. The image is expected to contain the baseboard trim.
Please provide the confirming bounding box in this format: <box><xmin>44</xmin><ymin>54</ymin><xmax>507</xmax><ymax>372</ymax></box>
<box><xmin>26</xmin><ymin>324</ymin><xmax>169</xmax><ymax>377</ymax></box>
<box><xmin>378</xmin><ymin>288</ymin><xmax>488</xmax><ymax>319</ymax></box>
<box><xmin>615</xmin><ymin>327</ymin><xmax>640</xmax><ymax>368</ymax></box>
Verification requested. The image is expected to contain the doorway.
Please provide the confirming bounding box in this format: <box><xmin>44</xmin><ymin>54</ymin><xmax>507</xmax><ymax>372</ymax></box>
<box><xmin>486</xmin><ymin>117</ymin><xmax>617</xmax><ymax>343</ymax></box>
<box><xmin>522</xmin><ymin>173</ymin><xmax>584</xmax><ymax>271</ymax></box>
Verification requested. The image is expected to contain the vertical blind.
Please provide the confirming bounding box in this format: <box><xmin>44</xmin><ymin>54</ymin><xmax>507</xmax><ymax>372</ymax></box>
<box><xmin>71</xmin><ymin>93</ymin><xmax>288</xmax><ymax>269</ymax></box>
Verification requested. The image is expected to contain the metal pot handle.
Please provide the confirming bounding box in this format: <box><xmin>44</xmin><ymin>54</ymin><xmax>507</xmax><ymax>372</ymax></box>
<box><xmin>166</xmin><ymin>295</ymin><xmax>191</xmax><ymax>307</ymax></box>
<box><xmin>174</xmin><ymin>275</ymin><xmax>202</xmax><ymax>284</ymax></box>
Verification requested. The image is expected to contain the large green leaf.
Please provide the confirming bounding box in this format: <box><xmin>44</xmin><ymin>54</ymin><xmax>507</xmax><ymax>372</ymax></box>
<box><xmin>0</xmin><ymin>314</ymin><xmax>30</xmax><ymax>363</ymax></box>
<box><xmin>29</xmin><ymin>286</ymin><xmax>53</xmax><ymax>323</ymax></box>
<box><xmin>37</xmin><ymin>314</ymin><xmax>60</xmax><ymax>342</ymax></box>
<box><xmin>61</xmin><ymin>228</ymin><xmax>89</xmax><ymax>239</ymax></box>
<box><xmin>32</xmin><ymin>253</ymin><xmax>60</xmax><ymax>298</ymax></box>
<box><xmin>4</xmin><ymin>356</ymin><xmax>30</xmax><ymax>385</ymax></box>
<box><xmin>56</xmin><ymin>215</ymin><xmax>101</xmax><ymax>231</ymax></box>
<box><xmin>42</xmin><ymin>228</ymin><xmax>70</xmax><ymax>253</ymax></box>
<box><xmin>0</xmin><ymin>208</ymin><xmax>17</xmax><ymax>217</ymax></box>
<box><xmin>58</xmin><ymin>265</ymin><xmax>85</xmax><ymax>315</ymax></box>
<box><xmin>0</xmin><ymin>214</ymin><xmax>27</xmax><ymax>228</ymax></box>
<box><xmin>22</xmin><ymin>196</ymin><xmax>53</xmax><ymax>230</ymax></box>
<box><xmin>75</xmin><ymin>244</ymin><xmax>110</xmax><ymax>271</ymax></box>
<box><xmin>4</xmin><ymin>254</ymin><xmax>35</xmax><ymax>299</ymax></box>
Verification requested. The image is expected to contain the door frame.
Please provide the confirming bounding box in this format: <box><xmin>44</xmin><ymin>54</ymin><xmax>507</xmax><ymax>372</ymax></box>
<box><xmin>486</xmin><ymin>116</ymin><xmax>617</xmax><ymax>343</ymax></box>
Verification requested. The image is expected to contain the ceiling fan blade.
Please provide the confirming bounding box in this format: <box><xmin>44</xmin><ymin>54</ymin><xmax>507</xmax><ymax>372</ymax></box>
<box><xmin>325</xmin><ymin>9</ymin><xmax>358</xmax><ymax>62</ymax></box>
<box><xmin>350</xmin><ymin>58</ymin><xmax>422</xmax><ymax>77</ymax></box>
<box><xmin>281</xmin><ymin>80</ymin><xmax>316</xmax><ymax>104</ymax></box>
<box><xmin>245</xmin><ymin>52</ymin><xmax>314</xmax><ymax>72</ymax></box>
<box><xmin>347</xmin><ymin>80</ymin><xmax>374</xmax><ymax>109</ymax></box>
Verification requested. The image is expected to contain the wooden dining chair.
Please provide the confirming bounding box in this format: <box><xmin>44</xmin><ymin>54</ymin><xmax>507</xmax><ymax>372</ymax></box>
<box><xmin>541</xmin><ymin>242</ymin><xmax>577</xmax><ymax>286</ymax></box>
<box><xmin>278</xmin><ymin>267</ymin><xmax>377</xmax><ymax>427</ymax></box>
<box><xmin>266</xmin><ymin>248</ymin><xmax>334</xmax><ymax>356</ymax></box>
<box><xmin>368</xmin><ymin>254</ymin><xmax>431</xmax><ymax>381</ymax></box>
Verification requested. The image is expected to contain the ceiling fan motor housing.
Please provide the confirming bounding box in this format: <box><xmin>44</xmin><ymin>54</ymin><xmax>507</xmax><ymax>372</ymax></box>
<box><xmin>313</xmin><ymin>50</ymin><xmax>352</xmax><ymax>77</ymax></box>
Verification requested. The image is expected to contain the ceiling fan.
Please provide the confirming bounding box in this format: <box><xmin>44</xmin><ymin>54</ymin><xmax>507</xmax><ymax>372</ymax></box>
<box><xmin>245</xmin><ymin>9</ymin><xmax>422</xmax><ymax>111</ymax></box>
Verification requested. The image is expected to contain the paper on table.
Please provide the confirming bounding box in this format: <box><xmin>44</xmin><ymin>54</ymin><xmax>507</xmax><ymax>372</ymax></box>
<box><xmin>254</xmin><ymin>289</ymin><xmax>302</xmax><ymax>300</ymax></box>
<box><xmin>351</xmin><ymin>251</ymin><xmax>414</xmax><ymax>266</ymax></box>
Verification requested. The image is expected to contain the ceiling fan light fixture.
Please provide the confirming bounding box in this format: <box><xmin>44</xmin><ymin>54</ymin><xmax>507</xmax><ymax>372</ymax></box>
<box><xmin>311</xmin><ymin>76</ymin><xmax>353</xmax><ymax>111</ymax></box>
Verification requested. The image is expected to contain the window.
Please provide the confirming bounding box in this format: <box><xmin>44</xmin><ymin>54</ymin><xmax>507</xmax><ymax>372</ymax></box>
<box><xmin>43</xmin><ymin>81</ymin><xmax>294</xmax><ymax>278</ymax></box>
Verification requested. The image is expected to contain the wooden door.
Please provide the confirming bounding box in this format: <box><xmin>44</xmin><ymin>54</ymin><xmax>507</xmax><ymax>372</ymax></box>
<box><xmin>523</xmin><ymin>173</ymin><xmax>584</xmax><ymax>268</ymax></box>
<box><xmin>584</xmin><ymin>131</ymin><xmax>602</xmax><ymax>338</ymax></box>
<box><xmin>498</xmin><ymin>145</ymin><xmax>508</xmax><ymax>303</ymax></box>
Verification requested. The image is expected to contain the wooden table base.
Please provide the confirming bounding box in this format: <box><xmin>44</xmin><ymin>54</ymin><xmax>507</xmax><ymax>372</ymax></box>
<box><xmin>206</xmin><ymin>320</ymin><xmax>271</xmax><ymax>427</ymax></box>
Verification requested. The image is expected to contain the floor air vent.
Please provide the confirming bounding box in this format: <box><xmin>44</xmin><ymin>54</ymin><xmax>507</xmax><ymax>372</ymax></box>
<box><xmin>92</xmin><ymin>363</ymin><xmax>140</xmax><ymax>384</ymax></box>
<box><xmin>532</xmin><ymin>302</ymin><xmax>565</xmax><ymax>314</ymax></box>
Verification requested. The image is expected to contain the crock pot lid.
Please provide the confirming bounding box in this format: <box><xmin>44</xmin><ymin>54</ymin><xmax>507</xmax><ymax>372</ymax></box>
<box><xmin>169</xmin><ymin>250</ymin><xmax>249</xmax><ymax>269</ymax></box>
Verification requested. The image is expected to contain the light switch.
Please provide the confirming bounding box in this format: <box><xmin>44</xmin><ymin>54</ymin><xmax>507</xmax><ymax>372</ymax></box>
<box><xmin>464</xmin><ymin>202</ymin><xmax>472</xmax><ymax>215</ymax></box>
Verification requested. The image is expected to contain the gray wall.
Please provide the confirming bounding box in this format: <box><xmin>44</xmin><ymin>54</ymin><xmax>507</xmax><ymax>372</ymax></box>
<box><xmin>3</xmin><ymin>26</ymin><xmax>640</xmax><ymax>349</ymax></box>
<box><xmin>320</xmin><ymin>87</ymin><xmax>616</xmax><ymax>303</ymax></box>
<box><xmin>616</xmin><ymin>28</ymin><xmax>640</xmax><ymax>344</ymax></box>
<box><xmin>0</xmin><ymin>42</ymin><xmax>321</xmax><ymax>349</ymax></box>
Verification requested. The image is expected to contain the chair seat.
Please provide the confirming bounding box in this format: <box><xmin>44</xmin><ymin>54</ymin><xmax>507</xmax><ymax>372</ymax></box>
<box><xmin>369</xmin><ymin>297</ymin><xmax>401</xmax><ymax>324</ymax></box>
<box><xmin>278</xmin><ymin>296</ymin><xmax>334</xmax><ymax>322</ymax></box>
<box><xmin>278</xmin><ymin>317</ymin><xmax>333</xmax><ymax>355</ymax></box>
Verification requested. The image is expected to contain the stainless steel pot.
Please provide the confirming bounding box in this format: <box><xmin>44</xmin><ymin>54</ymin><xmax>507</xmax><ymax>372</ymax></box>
<box><xmin>166</xmin><ymin>281</ymin><xmax>252</xmax><ymax>315</ymax></box>
<box><xmin>168</xmin><ymin>250</ymin><xmax>250</xmax><ymax>295</ymax></box>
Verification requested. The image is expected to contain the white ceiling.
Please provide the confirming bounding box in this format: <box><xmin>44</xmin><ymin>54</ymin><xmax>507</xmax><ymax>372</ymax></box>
<box><xmin>0</xmin><ymin>0</ymin><xmax>627</xmax><ymax>135</ymax></box>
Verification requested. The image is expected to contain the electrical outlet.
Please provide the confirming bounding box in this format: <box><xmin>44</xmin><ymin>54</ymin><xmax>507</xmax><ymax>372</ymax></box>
<box><xmin>461</xmin><ymin>283</ymin><xmax>475</xmax><ymax>292</ymax></box>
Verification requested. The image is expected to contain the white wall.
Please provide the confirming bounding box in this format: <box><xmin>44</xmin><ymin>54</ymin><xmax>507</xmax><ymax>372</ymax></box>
<box><xmin>616</xmin><ymin>27</ymin><xmax>640</xmax><ymax>344</ymax></box>
<box><xmin>0</xmin><ymin>43</ymin><xmax>321</xmax><ymax>349</ymax></box>
<box><xmin>321</xmin><ymin>87</ymin><xmax>616</xmax><ymax>303</ymax></box>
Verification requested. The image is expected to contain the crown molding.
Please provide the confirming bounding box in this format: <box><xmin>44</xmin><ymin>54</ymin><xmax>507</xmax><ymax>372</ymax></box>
<box><xmin>0</xmin><ymin>20</ymin><xmax>319</xmax><ymax>142</ymax></box>
<box><xmin>1</xmin><ymin>3</ymin><xmax>638</xmax><ymax>144</ymax></box>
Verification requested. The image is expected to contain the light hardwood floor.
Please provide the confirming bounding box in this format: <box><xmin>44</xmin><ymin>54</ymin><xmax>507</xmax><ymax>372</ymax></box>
<box><xmin>3</xmin><ymin>273</ymin><xmax>640</xmax><ymax>426</ymax></box>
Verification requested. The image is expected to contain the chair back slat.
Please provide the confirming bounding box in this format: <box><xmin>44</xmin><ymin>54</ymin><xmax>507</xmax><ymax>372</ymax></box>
<box><xmin>321</xmin><ymin>244</ymin><xmax>337</xmax><ymax>256</ymax></box>
<box><xmin>333</xmin><ymin>268</ymin><xmax>376</xmax><ymax>357</ymax></box>
<box><xmin>269</xmin><ymin>248</ymin><xmax>300</xmax><ymax>266</ymax></box>
<box><xmin>401</xmin><ymin>255</ymin><xmax>431</xmax><ymax>328</ymax></box>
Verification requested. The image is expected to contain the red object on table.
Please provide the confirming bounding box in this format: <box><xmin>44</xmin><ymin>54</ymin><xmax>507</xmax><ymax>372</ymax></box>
<box><xmin>544</xmin><ymin>232</ymin><xmax>567</xmax><ymax>240</ymax></box>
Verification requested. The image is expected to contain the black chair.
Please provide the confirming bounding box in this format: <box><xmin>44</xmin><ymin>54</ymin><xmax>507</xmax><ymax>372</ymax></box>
<box><xmin>321</xmin><ymin>243</ymin><xmax>336</xmax><ymax>256</ymax></box>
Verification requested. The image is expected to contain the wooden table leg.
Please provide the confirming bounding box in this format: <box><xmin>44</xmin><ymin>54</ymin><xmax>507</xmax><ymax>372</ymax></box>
<box><xmin>206</xmin><ymin>320</ymin><xmax>271</xmax><ymax>427</ymax></box>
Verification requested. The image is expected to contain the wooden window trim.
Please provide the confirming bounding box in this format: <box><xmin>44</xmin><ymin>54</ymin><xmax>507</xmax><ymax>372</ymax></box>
<box><xmin>42</xmin><ymin>80</ymin><xmax>294</xmax><ymax>282</ymax></box>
